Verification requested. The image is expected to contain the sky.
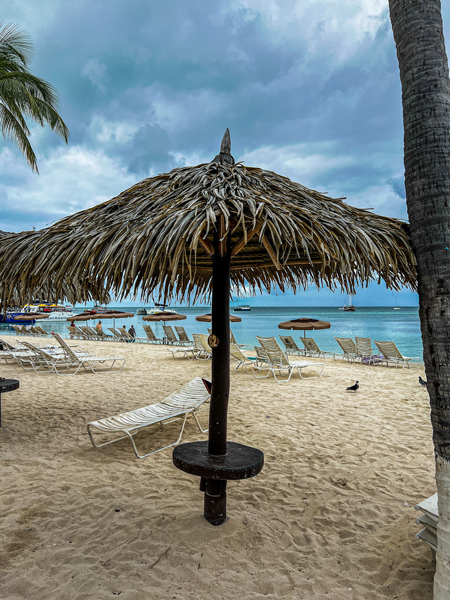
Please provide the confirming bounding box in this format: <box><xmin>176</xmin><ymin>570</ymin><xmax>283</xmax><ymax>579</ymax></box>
<box><xmin>2</xmin><ymin>0</ymin><xmax>449</xmax><ymax>306</ymax></box>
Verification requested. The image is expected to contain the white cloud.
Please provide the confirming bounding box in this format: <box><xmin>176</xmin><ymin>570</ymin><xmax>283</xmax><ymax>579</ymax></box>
<box><xmin>0</xmin><ymin>146</ymin><xmax>138</xmax><ymax>230</ymax></box>
<box><xmin>88</xmin><ymin>115</ymin><xmax>140</xmax><ymax>145</ymax></box>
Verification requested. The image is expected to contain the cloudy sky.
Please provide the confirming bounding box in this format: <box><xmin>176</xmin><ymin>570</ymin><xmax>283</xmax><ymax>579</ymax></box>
<box><xmin>2</xmin><ymin>0</ymin><xmax>449</xmax><ymax>306</ymax></box>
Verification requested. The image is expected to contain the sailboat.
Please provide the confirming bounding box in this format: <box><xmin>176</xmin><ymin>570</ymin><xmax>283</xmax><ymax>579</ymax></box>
<box><xmin>343</xmin><ymin>295</ymin><xmax>356</xmax><ymax>312</ymax></box>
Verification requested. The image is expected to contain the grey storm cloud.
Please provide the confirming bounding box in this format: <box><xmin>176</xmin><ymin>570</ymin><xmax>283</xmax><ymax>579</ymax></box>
<box><xmin>1</xmin><ymin>0</ymin><xmax>449</xmax><ymax>233</ymax></box>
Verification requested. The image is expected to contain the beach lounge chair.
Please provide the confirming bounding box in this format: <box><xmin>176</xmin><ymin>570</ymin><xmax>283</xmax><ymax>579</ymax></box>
<box><xmin>30</xmin><ymin>325</ymin><xmax>44</xmax><ymax>336</ymax></box>
<box><xmin>167</xmin><ymin>344</ymin><xmax>197</xmax><ymax>359</ymax></box>
<box><xmin>230</xmin><ymin>343</ymin><xmax>256</xmax><ymax>370</ymax></box>
<box><xmin>175</xmin><ymin>326</ymin><xmax>192</xmax><ymax>345</ymax></box>
<box><xmin>34</xmin><ymin>325</ymin><xmax>49</xmax><ymax>336</ymax></box>
<box><xmin>414</xmin><ymin>493</ymin><xmax>438</xmax><ymax>562</ymax></box>
<box><xmin>117</xmin><ymin>327</ymin><xmax>134</xmax><ymax>341</ymax></box>
<box><xmin>163</xmin><ymin>325</ymin><xmax>180</xmax><ymax>345</ymax></box>
<box><xmin>334</xmin><ymin>337</ymin><xmax>360</xmax><ymax>362</ymax></box>
<box><xmin>18</xmin><ymin>340</ymin><xmax>76</xmax><ymax>372</ymax></box>
<box><xmin>108</xmin><ymin>327</ymin><xmax>127</xmax><ymax>341</ymax></box>
<box><xmin>192</xmin><ymin>334</ymin><xmax>211</xmax><ymax>360</ymax></box>
<box><xmin>254</xmin><ymin>336</ymin><xmax>324</xmax><ymax>383</ymax></box>
<box><xmin>254</xmin><ymin>345</ymin><xmax>270</xmax><ymax>367</ymax></box>
<box><xmin>374</xmin><ymin>340</ymin><xmax>422</xmax><ymax>368</ymax></box>
<box><xmin>300</xmin><ymin>337</ymin><xmax>335</xmax><ymax>359</ymax></box>
<box><xmin>143</xmin><ymin>324</ymin><xmax>163</xmax><ymax>344</ymax></box>
<box><xmin>78</xmin><ymin>326</ymin><xmax>96</xmax><ymax>340</ymax></box>
<box><xmin>279</xmin><ymin>335</ymin><xmax>304</xmax><ymax>355</ymax></box>
<box><xmin>354</xmin><ymin>337</ymin><xmax>381</xmax><ymax>365</ymax></box>
<box><xmin>42</xmin><ymin>333</ymin><xmax>127</xmax><ymax>375</ymax></box>
<box><xmin>87</xmin><ymin>377</ymin><xmax>210</xmax><ymax>458</ymax></box>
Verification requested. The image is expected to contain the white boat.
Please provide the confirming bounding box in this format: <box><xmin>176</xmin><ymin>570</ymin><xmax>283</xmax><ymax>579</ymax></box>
<box><xmin>393</xmin><ymin>307</ymin><xmax>401</xmax><ymax>310</ymax></box>
<box><xmin>22</xmin><ymin>302</ymin><xmax>76</xmax><ymax>321</ymax></box>
<box><xmin>146</xmin><ymin>303</ymin><xmax>179</xmax><ymax>315</ymax></box>
<box><xmin>233</xmin><ymin>305</ymin><xmax>251</xmax><ymax>312</ymax></box>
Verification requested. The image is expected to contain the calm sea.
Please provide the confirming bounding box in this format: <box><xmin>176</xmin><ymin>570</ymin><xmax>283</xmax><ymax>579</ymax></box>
<box><xmin>9</xmin><ymin>305</ymin><xmax>422</xmax><ymax>358</ymax></box>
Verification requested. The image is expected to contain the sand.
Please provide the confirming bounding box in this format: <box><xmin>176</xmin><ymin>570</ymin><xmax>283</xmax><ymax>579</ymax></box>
<box><xmin>0</xmin><ymin>336</ymin><xmax>436</xmax><ymax>599</ymax></box>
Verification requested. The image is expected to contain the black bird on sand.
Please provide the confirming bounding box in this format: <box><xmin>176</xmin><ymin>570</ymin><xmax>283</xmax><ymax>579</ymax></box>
<box><xmin>419</xmin><ymin>376</ymin><xmax>427</xmax><ymax>387</ymax></box>
<box><xmin>346</xmin><ymin>381</ymin><xmax>359</xmax><ymax>392</ymax></box>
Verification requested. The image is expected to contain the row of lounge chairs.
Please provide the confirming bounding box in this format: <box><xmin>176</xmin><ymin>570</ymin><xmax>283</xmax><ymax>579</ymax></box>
<box><xmin>0</xmin><ymin>334</ymin><xmax>126</xmax><ymax>375</ymax></box>
<box><xmin>280</xmin><ymin>334</ymin><xmax>421</xmax><ymax>368</ymax></box>
<box><xmin>334</xmin><ymin>337</ymin><xmax>421</xmax><ymax>368</ymax></box>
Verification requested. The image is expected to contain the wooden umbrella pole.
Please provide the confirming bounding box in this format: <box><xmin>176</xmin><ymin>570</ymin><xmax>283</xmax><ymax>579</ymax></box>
<box><xmin>203</xmin><ymin>230</ymin><xmax>230</xmax><ymax>524</ymax></box>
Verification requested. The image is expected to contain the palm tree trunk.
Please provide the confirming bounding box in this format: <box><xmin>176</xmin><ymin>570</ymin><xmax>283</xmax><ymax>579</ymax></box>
<box><xmin>388</xmin><ymin>0</ymin><xmax>450</xmax><ymax>596</ymax></box>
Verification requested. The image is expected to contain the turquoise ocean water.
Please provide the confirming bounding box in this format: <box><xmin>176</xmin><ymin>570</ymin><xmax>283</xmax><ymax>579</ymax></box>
<box><xmin>3</xmin><ymin>306</ymin><xmax>423</xmax><ymax>358</ymax></box>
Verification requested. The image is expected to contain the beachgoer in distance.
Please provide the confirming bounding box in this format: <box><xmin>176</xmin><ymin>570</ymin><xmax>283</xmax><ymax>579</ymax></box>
<box><xmin>129</xmin><ymin>325</ymin><xmax>136</xmax><ymax>338</ymax></box>
<box><xmin>69</xmin><ymin>321</ymin><xmax>76</xmax><ymax>339</ymax></box>
<box><xmin>95</xmin><ymin>321</ymin><xmax>103</xmax><ymax>334</ymax></box>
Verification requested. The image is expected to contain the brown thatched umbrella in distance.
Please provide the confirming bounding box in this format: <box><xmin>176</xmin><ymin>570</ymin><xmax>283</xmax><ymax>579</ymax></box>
<box><xmin>278</xmin><ymin>317</ymin><xmax>330</xmax><ymax>338</ymax></box>
<box><xmin>0</xmin><ymin>130</ymin><xmax>417</xmax><ymax>526</ymax></box>
<box><xmin>196</xmin><ymin>313</ymin><xmax>241</xmax><ymax>323</ymax></box>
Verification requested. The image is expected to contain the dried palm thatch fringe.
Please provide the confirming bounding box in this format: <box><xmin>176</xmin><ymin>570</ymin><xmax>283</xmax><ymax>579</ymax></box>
<box><xmin>0</xmin><ymin>230</ymin><xmax>110</xmax><ymax>307</ymax></box>
<box><xmin>0</xmin><ymin>161</ymin><xmax>417</xmax><ymax>304</ymax></box>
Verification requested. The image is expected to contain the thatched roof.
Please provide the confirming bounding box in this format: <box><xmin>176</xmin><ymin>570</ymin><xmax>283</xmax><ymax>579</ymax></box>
<box><xmin>0</xmin><ymin>230</ymin><xmax>110</xmax><ymax>306</ymax></box>
<box><xmin>0</xmin><ymin>134</ymin><xmax>417</xmax><ymax>303</ymax></box>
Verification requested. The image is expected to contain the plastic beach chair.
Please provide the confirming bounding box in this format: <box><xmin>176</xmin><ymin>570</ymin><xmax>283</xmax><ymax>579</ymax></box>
<box><xmin>279</xmin><ymin>335</ymin><xmax>304</xmax><ymax>355</ymax></box>
<box><xmin>374</xmin><ymin>340</ymin><xmax>422</xmax><ymax>368</ymax></box>
<box><xmin>300</xmin><ymin>337</ymin><xmax>335</xmax><ymax>359</ymax></box>
<box><xmin>254</xmin><ymin>336</ymin><xmax>324</xmax><ymax>383</ymax></box>
<box><xmin>334</xmin><ymin>337</ymin><xmax>360</xmax><ymax>362</ymax></box>
<box><xmin>87</xmin><ymin>377</ymin><xmax>210</xmax><ymax>458</ymax></box>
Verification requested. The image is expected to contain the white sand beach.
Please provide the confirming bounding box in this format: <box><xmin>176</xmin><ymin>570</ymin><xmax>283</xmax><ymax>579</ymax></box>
<box><xmin>0</xmin><ymin>337</ymin><xmax>435</xmax><ymax>599</ymax></box>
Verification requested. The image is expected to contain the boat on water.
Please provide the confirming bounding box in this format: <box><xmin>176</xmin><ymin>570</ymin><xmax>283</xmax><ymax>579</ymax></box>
<box><xmin>22</xmin><ymin>302</ymin><xmax>76</xmax><ymax>321</ymax></box>
<box><xmin>136</xmin><ymin>308</ymin><xmax>148</xmax><ymax>315</ymax></box>
<box><xmin>146</xmin><ymin>303</ymin><xmax>179</xmax><ymax>316</ymax></box>
<box><xmin>393</xmin><ymin>307</ymin><xmax>401</xmax><ymax>310</ymax></box>
<box><xmin>233</xmin><ymin>305</ymin><xmax>251</xmax><ymax>312</ymax></box>
<box><xmin>342</xmin><ymin>295</ymin><xmax>356</xmax><ymax>312</ymax></box>
<box><xmin>0</xmin><ymin>310</ymin><xmax>48</xmax><ymax>324</ymax></box>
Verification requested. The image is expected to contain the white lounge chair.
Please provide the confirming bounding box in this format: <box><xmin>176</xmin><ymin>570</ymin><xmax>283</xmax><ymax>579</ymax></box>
<box><xmin>163</xmin><ymin>325</ymin><xmax>180</xmax><ymax>345</ymax></box>
<box><xmin>374</xmin><ymin>340</ymin><xmax>422</xmax><ymax>368</ymax></box>
<box><xmin>192</xmin><ymin>334</ymin><xmax>211</xmax><ymax>360</ymax></box>
<box><xmin>334</xmin><ymin>337</ymin><xmax>360</xmax><ymax>362</ymax></box>
<box><xmin>143</xmin><ymin>324</ymin><xmax>163</xmax><ymax>344</ymax></box>
<box><xmin>230</xmin><ymin>343</ymin><xmax>256</xmax><ymax>371</ymax></box>
<box><xmin>175</xmin><ymin>326</ymin><xmax>192</xmax><ymax>345</ymax></box>
<box><xmin>279</xmin><ymin>335</ymin><xmax>304</xmax><ymax>356</ymax></box>
<box><xmin>354</xmin><ymin>337</ymin><xmax>381</xmax><ymax>365</ymax></box>
<box><xmin>254</xmin><ymin>336</ymin><xmax>324</xmax><ymax>383</ymax></box>
<box><xmin>48</xmin><ymin>333</ymin><xmax>126</xmax><ymax>375</ymax></box>
<box><xmin>300</xmin><ymin>337</ymin><xmax>335</xmax><ymax>359</ymax></box>
<box><xmin>87</xmin><ymin>377</ymin><xmax>210</xmax><ymax>458</ymax></box>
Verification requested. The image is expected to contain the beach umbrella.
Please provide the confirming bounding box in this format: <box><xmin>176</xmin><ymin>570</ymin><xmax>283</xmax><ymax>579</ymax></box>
<box><xmin>142</xmin><ymin>312</ymin><xmax>187</xmax><ymax>322</ymax></box>
<box><xmin>195</xmin><ymin>313</ymin><xmax>241</xmax><ymax>323</ymax></box>
<box><xmin>278</xmin><ymin>317</ymin><xmax>331</xmax><ymax>338</ymax></box>
<box><xmin>0</xmin><ymin>130</ymin><xmax>417</xmax><ymax>526</ymax></box>
<box><xmin>67</xmin><ymin>310</ymin><xmax>134</xmax><ymax>329</ymax></box>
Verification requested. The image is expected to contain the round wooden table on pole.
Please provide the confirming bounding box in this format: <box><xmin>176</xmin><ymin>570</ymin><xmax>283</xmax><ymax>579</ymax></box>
<box><xmin>0</xmin><ymin>379</ymin><xmax>19</xmax><ymax>426</ymax></box>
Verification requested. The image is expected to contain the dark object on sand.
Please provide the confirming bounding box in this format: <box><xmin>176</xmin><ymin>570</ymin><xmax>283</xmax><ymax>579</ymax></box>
<box><xmin>346</xmin><ymin>381</ymin><xmax>359</xmax><ymax>392</ymax></box>
<box><xmin>419</xmin><ymin>376</ymin><xmax>427</xmax><ymax>387</ymax></box>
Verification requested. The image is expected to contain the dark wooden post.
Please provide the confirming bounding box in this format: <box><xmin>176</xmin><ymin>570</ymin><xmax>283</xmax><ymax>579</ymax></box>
<box><xmin>203</xmin><ymin>224</ymin><xmax>230</xmax><ymax>524</ymax></box>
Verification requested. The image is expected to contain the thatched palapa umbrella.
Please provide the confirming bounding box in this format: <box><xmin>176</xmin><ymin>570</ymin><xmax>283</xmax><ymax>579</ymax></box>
<box><xmin>0</xmin><ymin>131</ymin><xmax>417</xmax><ymax>526</ymax></box>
